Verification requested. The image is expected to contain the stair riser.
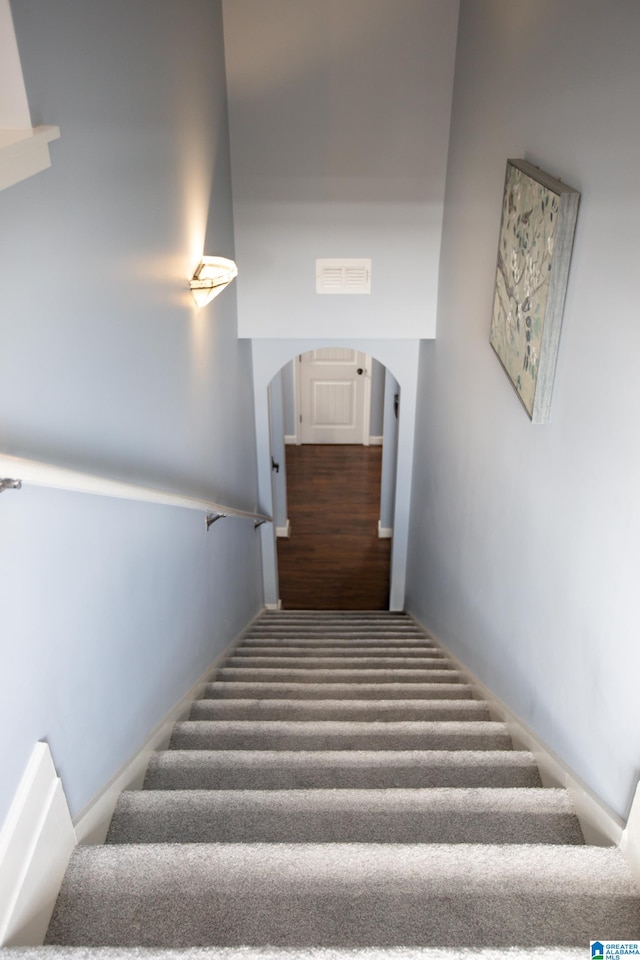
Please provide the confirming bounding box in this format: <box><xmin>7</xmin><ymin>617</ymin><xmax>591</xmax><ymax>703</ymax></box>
<box><xmin>249</xmin><ymin>626</ymin><xmax>422</xmax><ymax>632</ymax></box>
<box><xmin>227</xmin><ymin>656</ymin><xmax>450</xmax><ymax>668</ymax></box>
<box><xmin>107</xmin><ymin>787</ymin><xmax>583</xmax><ymax>844</ymax></box>
<box><xmin>107</xmin><ymin>811</ymin><xmax>584</xmax><ymax>845</ymax></box>
<box><xmin>204</xmin><ymin>682</ymin><xmax>475</xmax><ymax>700</ymax></box>
<box><xmin>245</xmin><ymin>628</ymin><xmax>430</xmax><ymax>636</ymax></box>
<box><xmin>247</xmin><ymin>621</ymin><xmax>426</xmax><ymax>627</ymax></box>
<box><xmin>144</xmin><ymin>763</ymin><xmax>542</xmax><ymax>791</ymax></box>
<box><xmin>234</xmin><ymin>646</ymin><xmax>442</xmax><ymax>658</ymax></box>
<box><xmin>189</xmin><ymin>700</ymin><xmax>490</xmax><ymax>722</ymax></box>
<box><xmin>47</xmin><ymin>898</ymin><xmax>639</xmax><ymax>949</ymax></box>
<box><xmin>239</xmin><ymin>638</ymin><xmax>439</xmax><ymax>648</ymax></box>
<box><xmin>215</xmin><ymin>669</ymin><xmax>461</xmax><ymax>683</ymax></box>
<box><xmin>245</xmin><ymin>626</ymin><xmax>430</xmax><ymax>643</ymax></box>
<box><xmin>250</xmin><ymin>632</ymin><xmax>426</xmax><ymax>636</ymax></box>
<box><xmin>169</xmin><ymin>724</ymin><xmax>512</xmax><ymax>752</ymax></box>
<box><xmin>250</xmin><ymin>610</ymin><xmax>415</xmax><ymax>626</ymax></box>
<box><xmin>46</xmin><ymin>846</ymin><xmax>640</xmax><ymax>948</ymax></box>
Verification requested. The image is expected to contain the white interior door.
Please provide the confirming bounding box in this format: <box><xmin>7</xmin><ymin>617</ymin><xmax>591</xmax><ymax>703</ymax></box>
<box><xmin>298</xmin><ymin>348</ymin><xmax>370</xmax><ymax>444</ymax></box>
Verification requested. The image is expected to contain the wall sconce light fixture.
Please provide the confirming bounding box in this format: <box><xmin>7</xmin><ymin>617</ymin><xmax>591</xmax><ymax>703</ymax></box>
<box><xmin>190</xmin><ymin>256</ymin><xmax>238</xmax><ymax>308</ymax></box>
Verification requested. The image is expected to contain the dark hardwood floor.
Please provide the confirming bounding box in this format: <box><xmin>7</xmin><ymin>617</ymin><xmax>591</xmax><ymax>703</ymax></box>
<box><xmin>276</xmin><ymin>444</ymin><xmax>391</xmax><ymax>609</ymax></box>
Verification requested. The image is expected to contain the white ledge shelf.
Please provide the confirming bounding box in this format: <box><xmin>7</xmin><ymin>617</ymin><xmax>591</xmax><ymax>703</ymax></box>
<box><xmin>0</xmin><ymin>125</ymin><xmax>60</xmax><ymax>191</ymax></box>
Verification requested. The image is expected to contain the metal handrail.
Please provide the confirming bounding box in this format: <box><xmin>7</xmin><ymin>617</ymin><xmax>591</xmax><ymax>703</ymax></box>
<box><xmin>0</xmin><ymin>453</ymin><xmax>271</xmax><ymax>530</ymax></box>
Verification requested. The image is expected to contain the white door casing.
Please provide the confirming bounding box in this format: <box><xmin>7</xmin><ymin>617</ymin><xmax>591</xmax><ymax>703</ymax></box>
<box><xmin>297</xmin><ymin>348</ymin><xmax>371</xmax><ymax>444</ymax></box>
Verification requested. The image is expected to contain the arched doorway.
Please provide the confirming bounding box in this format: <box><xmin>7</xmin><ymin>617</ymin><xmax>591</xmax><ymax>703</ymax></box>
<box><xmin>270</xmin><ymin>348</ymin><xmax>398</xmax><ymax>609</ymax></box>
<box><xmin>250</xmin><ymin>338</ymin><xmax>420</xmax><ymax>612</ymax></box>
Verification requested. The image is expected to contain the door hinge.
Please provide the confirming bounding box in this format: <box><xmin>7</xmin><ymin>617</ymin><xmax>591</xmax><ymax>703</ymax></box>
<box><xmin>299</xmin><ymin>414</ymin><xmax>302</xmax><ymax>423</ymax></box>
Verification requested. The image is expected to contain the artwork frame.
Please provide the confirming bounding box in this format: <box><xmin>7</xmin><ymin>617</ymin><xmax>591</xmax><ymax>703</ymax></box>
<box><xmin>489</xmin><ymin>159</ymin><xmax>580</xmax><ymax>423</ymax></box>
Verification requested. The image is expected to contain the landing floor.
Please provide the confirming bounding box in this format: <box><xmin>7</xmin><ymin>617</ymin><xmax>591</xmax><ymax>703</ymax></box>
<box><xmin>277</xmin><ymin>445</ymin><xmax>391</xmax><ymax>609</ymax></box>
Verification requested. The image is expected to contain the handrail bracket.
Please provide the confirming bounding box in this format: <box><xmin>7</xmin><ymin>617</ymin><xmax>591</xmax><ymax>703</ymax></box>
<box><xmin>254</xmin><ymin>519</ymin><xmax>267</xmax><ymax>530</ymax></box>
<box><xmin>0</xmin><ymin>478</ymin><xmax>22</xmax><ymax>494</ymax></box>
<box><xmin>205</xmin><ymin>511</ymin><xmax>226</xmax><ymax>530</ymax></box>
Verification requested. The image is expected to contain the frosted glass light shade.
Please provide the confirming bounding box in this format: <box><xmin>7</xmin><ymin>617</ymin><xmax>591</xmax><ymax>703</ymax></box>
<box><xmin>190</xmin><ymin>256</ymin><xmax>238</xmax><ymax>308</ymax></box>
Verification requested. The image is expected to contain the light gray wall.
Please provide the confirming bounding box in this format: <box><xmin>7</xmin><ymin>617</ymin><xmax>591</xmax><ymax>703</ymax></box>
<box><xmin>406</xmin><ymin>0</ymin><xmax>640</xmax><ymax>820</ymax></box>
<box><xmin>222</xmin><ymin>0</ymin><xmax>459</xmax><ymax>340</ymax></box>
<box><xmin>0</xmin><ymin>0</ymin><xmax>262</xmax><ymax>826</ymax></box>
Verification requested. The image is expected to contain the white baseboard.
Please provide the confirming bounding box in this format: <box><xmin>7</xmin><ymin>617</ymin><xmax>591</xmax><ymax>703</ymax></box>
<box><xmin>378</xmin><ymin>521</ymin><xmax>393</xmax><ymax>539</ymax></box>
<box><xmin>276</xmin><ymin>519</ymin><xmax>291</xmax><ymax>539</ymax></box>
<box><xmin>0</xmin><ymin>743</ymin><xmax>76</xmax><ymax>947</ymax></box>
<box><xmin>369</xmin><ymin>435</ymin><xmax>383</xmax><ymax>446</ymax></box>
<box><xmin>265</xmin><ymin>600</ymin><xmax>282</xmax><ymax>610</ymax></box>
<box><xmin>621</xmin><ymin>781</ymin><xmax>640</xmax><ymax>888</ymax></box>
<box><xmin>410</xmin><ymin>614</ymin><xmax>626</xmax><ymax>849</ymax></box>
<box><xmin>284</xmin><ymin>435</ymin><xmax>297</xmax><ymax>445</ymax></box>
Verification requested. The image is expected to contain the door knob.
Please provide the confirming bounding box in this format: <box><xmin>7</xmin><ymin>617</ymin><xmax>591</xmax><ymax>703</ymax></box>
<box><xmin>357</xmin><ymin>368</ymin><xmax>364</xmax><ymax>375</ymax></box>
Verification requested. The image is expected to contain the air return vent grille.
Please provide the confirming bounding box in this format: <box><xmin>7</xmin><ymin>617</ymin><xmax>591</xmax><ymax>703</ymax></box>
<box><xmin>316</xmin><ymin>259</ymin><xmax>371</xmax><ymax>294</ymax></box>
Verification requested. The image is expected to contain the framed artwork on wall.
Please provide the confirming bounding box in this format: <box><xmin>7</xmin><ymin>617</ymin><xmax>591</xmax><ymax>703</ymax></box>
<box><xmin>489</xmin><ymin>159</ymin><xmax>580</xmax><ymax>423</ymax></box>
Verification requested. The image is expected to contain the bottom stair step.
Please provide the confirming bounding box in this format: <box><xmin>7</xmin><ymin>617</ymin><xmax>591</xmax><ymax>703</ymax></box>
<box><xmin>106</xmin><ymin>787</ymin><xmax>585</xmax><ymax>845</ymax></box>
<box><xmin>46</xmin><ymin>843</ymin><xmax>640</xmax><ymax>947</ymax></box>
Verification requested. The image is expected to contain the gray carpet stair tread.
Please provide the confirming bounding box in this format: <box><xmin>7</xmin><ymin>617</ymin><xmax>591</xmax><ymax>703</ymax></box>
<box><xmin>189</xmin><ymin>697</ymin><xmax>490</xmax><ymax>721</ymax></box>
<box><xmin>245</xmin><ymin>626</ymin><xmax>430</xmax><ymax>636</ymax></box>
<box><xmin>244</xmin><ymin>634</ymin><xmax>431</xmax><ymax>643</ymax></box>
<box><xmin>46</xmin><ymin>844</ymin><xmax>640</xmax><ymax>947</ymax></box>
<box><xmin>247</xmin><ymin>624</ymin><xmax>425</xmax><ymax>636</ymax></box>
<box><xmin>247</xmin><ymin>616</ymin><xmax>426</xmax><ymax>637</ymax></box>
<box><xmin>144</xmin><ymin>749</ymin><xmax>542</xmax><ymax>789</ymax></box>
<box><xmin>247</xmin><ymin>630</ymin><xmax>429</xmax><ymax>637</ymax></box>
<box><xmin>225</xmin><ymin>656</ymin><xmax>452</xmax><ymax>670</ymax></box>
<box><xmin>240</xmin><ymin>637</ymin><xmax>439</xmax><ymax>648</ymax></box>
<box><xmin>215</xmin><ymin>667</ymin><xmax>461</xmax><ymax>683</ymax></box>
<box><xmin>203</xmin><ymin>681</ymin><xmax>474</xmax><ymax>700</ymax></box>
<box><xmin>256</xmin><ymin>627</ymin><xmax>424</xmax><ymax>632</ymax></box>
<box><xmin>169</xmin><ymin>719</ymin><xmax>512</xmax><ymax>751</ymax></box>
<box><xmin>233</xmin><ymin>645</ymin><xmax>442</xmax><ymax>657</ymax></box>
<box><xmin>107</xmin><ymin>787</ymin><xmax>584</xmax><ymax>845</ymax></box>
<box><xmin>256</xmin><ymin>624</ymin><xmax>421</xmax><ymax>628</ymax></box>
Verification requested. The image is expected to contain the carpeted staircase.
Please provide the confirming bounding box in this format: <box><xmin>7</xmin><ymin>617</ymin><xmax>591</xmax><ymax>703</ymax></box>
<box><xmin>33</xmin><ymin>612</ymin><xmax>640</xmax><ymax>955</ymax></box>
